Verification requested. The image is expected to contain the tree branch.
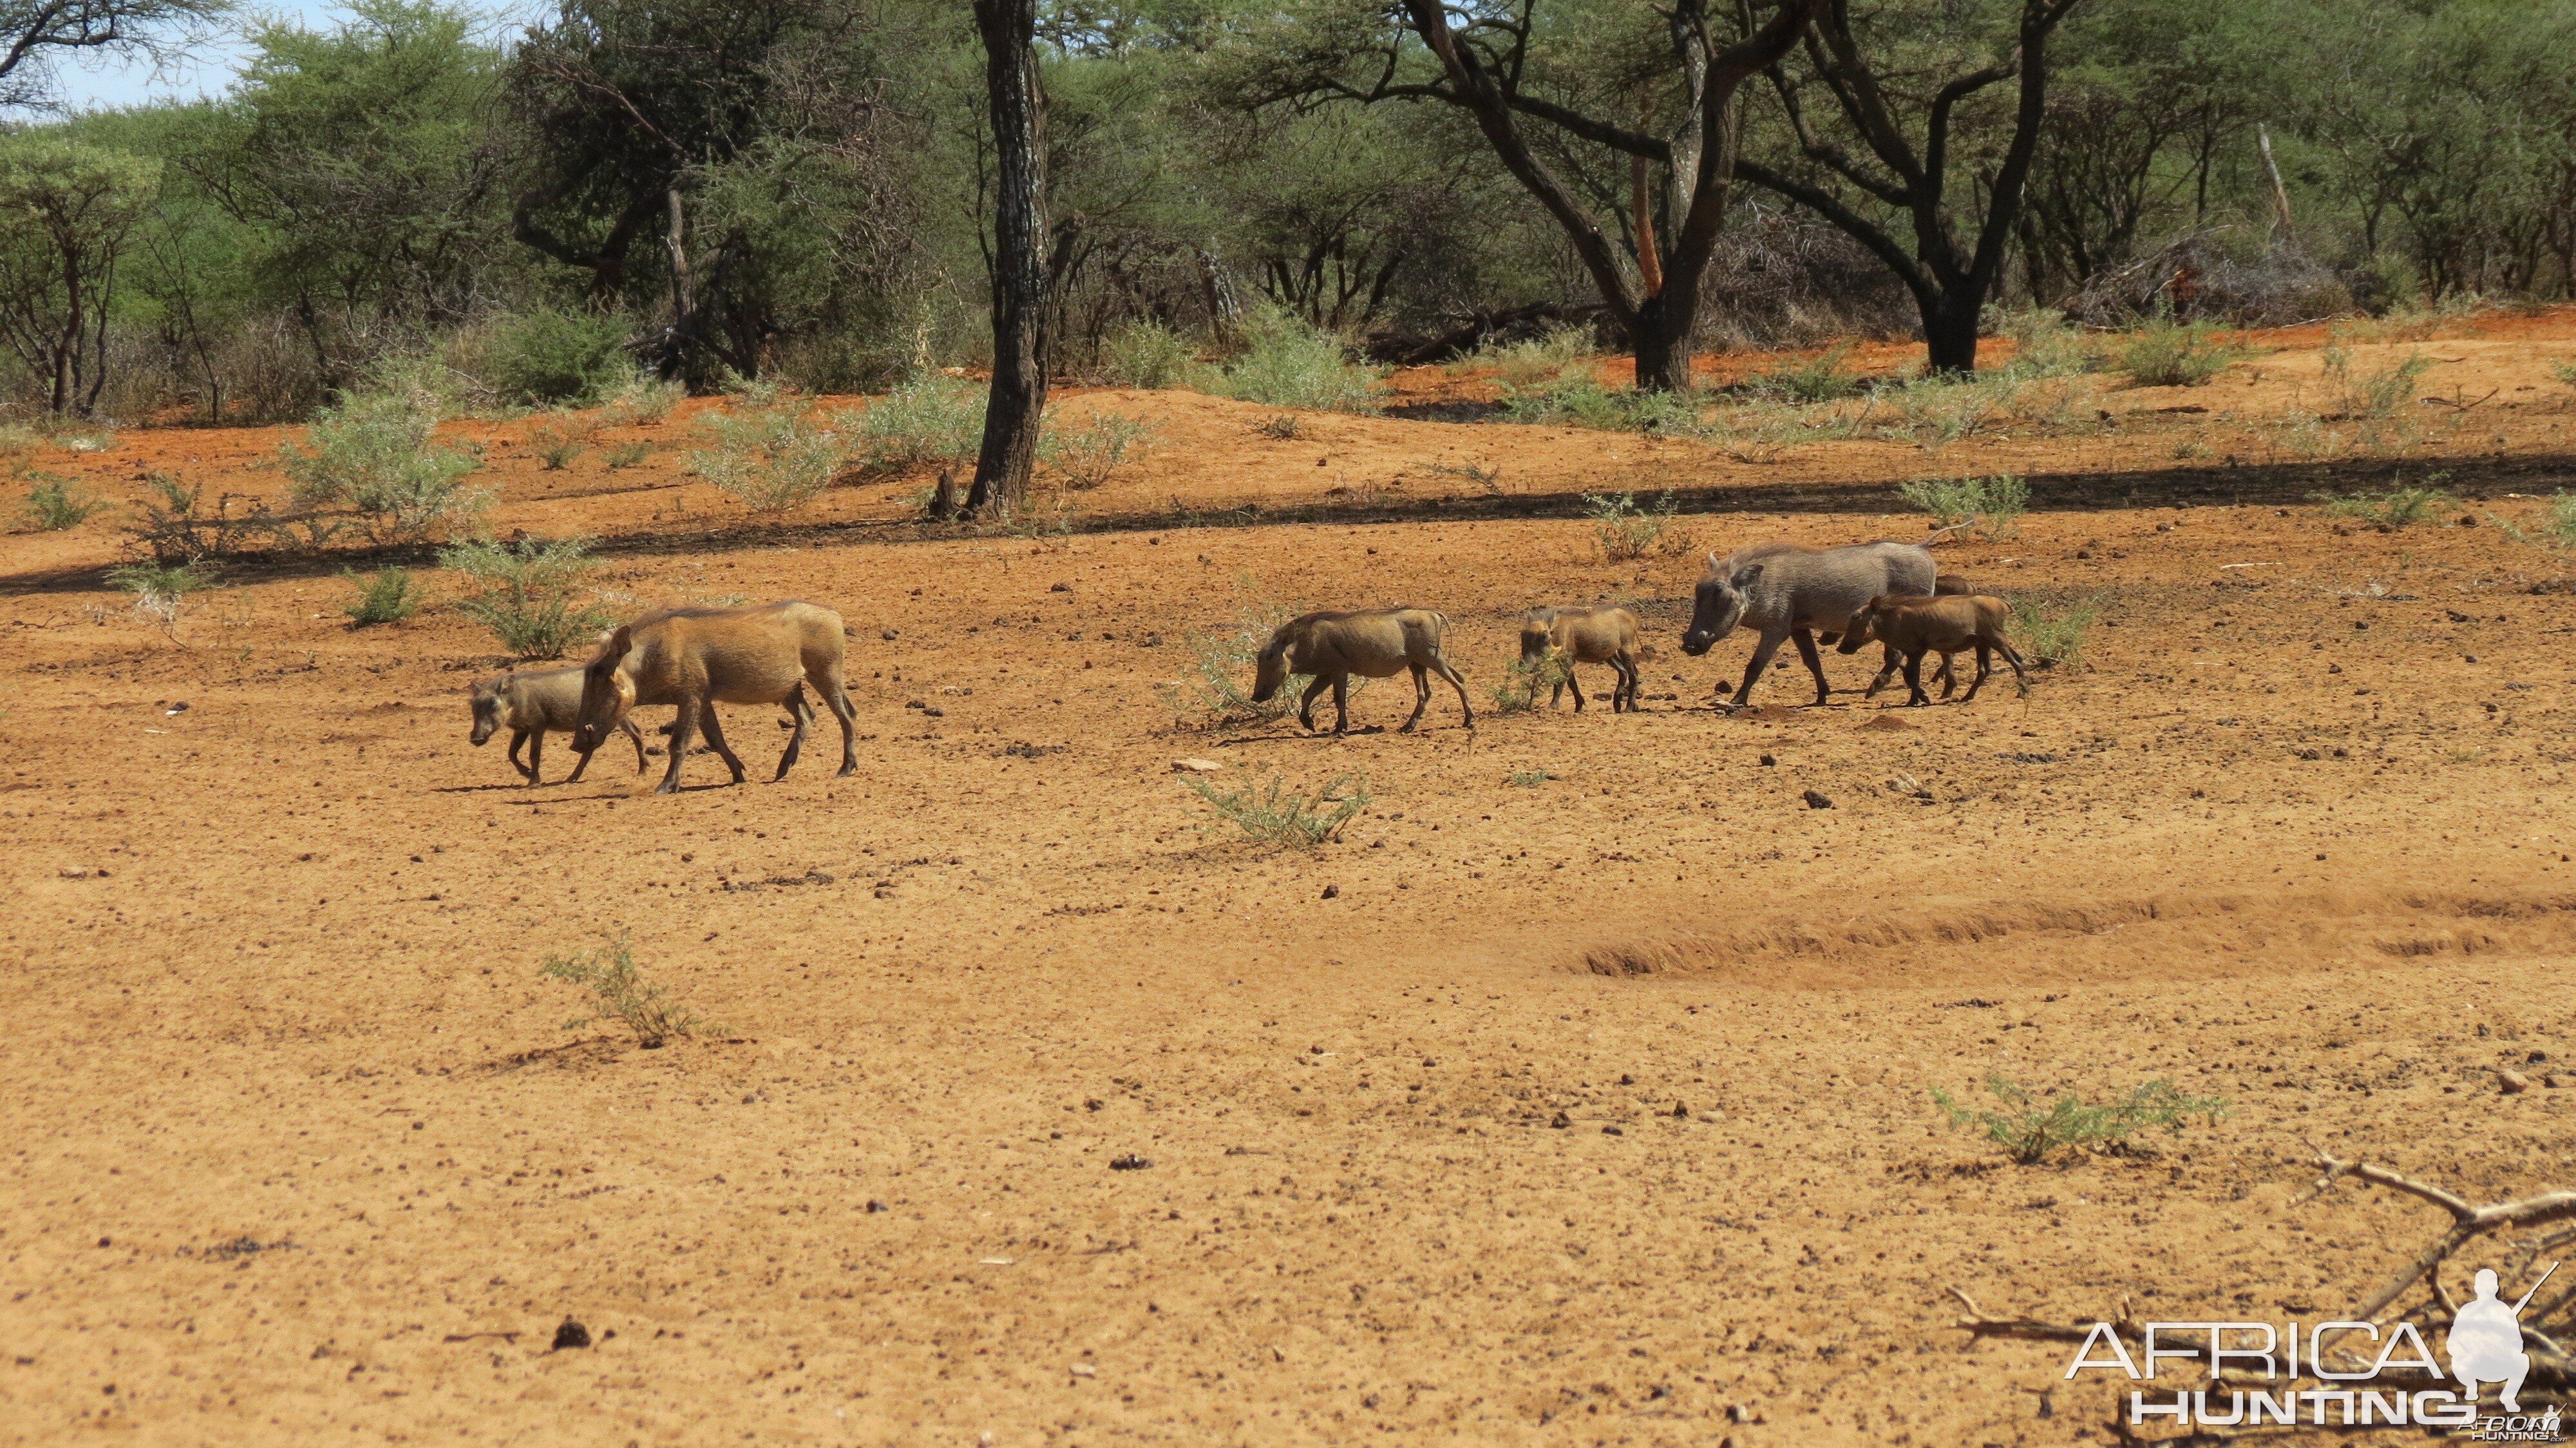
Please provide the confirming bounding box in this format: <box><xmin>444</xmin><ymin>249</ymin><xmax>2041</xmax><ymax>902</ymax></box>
<box><xmin>1736</xmin><ymin>157</ymin><xmax>1934</xmax><ymax>303</ymax></box>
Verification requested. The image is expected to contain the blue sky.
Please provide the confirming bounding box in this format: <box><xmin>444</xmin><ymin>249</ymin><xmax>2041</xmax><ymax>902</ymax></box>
<box><xmin>47</xmin><ymin>1</ymin><xmax>532</xmax><ymax>112</ymax></box>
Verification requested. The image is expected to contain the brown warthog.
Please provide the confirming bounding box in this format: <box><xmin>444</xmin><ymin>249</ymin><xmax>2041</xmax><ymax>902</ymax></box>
<box><xmin>1519</xmin><ymin>605</ymin><xmax>1643</xmax><ymax>712</ymax></box>
<box><xmin>1680</xmin><ymin>539</ymin><xmax>1938</xmax><ymax>709</ymax></box>
<box><xmin>1252</xmin><ymin>608</ymin><xmax>1473</xmax><ymax>734</ymax></box>
<box><xmin>1857</xmin><ymin>573</ymin><xmax>1975</xmax><ymax>697</ymax></box>
<box><xmin>573</xmin><ymin>601</ymin><xmax>858</xmax><ymax>793</ymax></box>
<box><xmin>1838</xmin><ymin>593</ymin><xmax>2027</xmax><ymax>705</ymax></box>
<box><xmin>470</xmin><ymin>665</ymin><xmax>648</xmax><ymax>785</ymax></box>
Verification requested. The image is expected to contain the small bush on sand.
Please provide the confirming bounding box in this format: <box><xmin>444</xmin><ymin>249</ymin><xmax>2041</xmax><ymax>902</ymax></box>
<box><xmin>1252</xmin><ymin>413</ymin><xmax>1302</xmax><ymax>440</ymax></box>
<box><xmin>1899</xmin><ymin>474</ymin><xmax>2027</xmax><ymax>539</ymax></box>
<box><xmin>1995</xmin><ymin>308</ymin><xmax>2103</xmax><ymax>379</ymax></box>
<box><xmin>108</xmin><ymin>560</ymin><xmax>214</xmax><ymax>640</ymax></box>
<box><xmin>596</xmin><ymin>368</ymin><xmax>685</xmax><ymax>427</ymax></box>
<box><xmin>603</xmin><ymin>441</ymin><xmax>653</xmax><ymax>469</ymax></box>
<box><xmin>1188</xmin><ymin>770</ymin><xmax>1370</xmax><ymax>848</ymax></box>
<box><xmin>2487</xmin><ymin>491</ymin><xmax>2576</xmax><ymax>551</ymax></box>
<box><xmin>857</xmin><ymin>372</ymin><xmax>984</xmax><ymax>472</ymax></box>
<box><xmin>1508</xmin><ymin>768</ymin><xmax>1553</xmax><ymax>786</ymax></box>
<box><xmin>2008</xmin><ymin>595</ymin><xmax>2101</xmax><ymax>668</ymax></box>
<box><xmin>1160</xmin><ymin>601</ymin><xmax>1357</xmax><ymax>727</ymax></box>
<box><xmin>1933</xmin><ymin>1076</ymin><xmax>2226</xmax><ymax>1165</ymax></box>
<box><xmin>2313</xmin><ymin>481</ymin><xmax>2456</xmax><ymax>529</ymax></box>
<box><xmin>542</xmin><ymin>933</ymin><xmax>704</xmax><ymax>1049</ymax></box>
<box><xmin>1504</xmin><ymin>374</ymin><xmax>1703</xmax><ymax>434</ymax></box>
<box><xmin>1584</xmin><ymin>490</ymin><xmax>1689</xmax><ymax>560</ymax></box>
<box><xmin>1209</xmin><ymin>309</ymin><xmax>1382</xmax><ymax>413</ymax></box>
<box><xmin>440</xmin><ymin>536</ymin><xmax>614</xmax><ymax>658</ymax></box>
<box><xmin>1489</xmin><ymin>649</ymin><xmax>1567</xmax><ymax>714</ymax></box>
<box><xmin>1097</xmin><ymin>319</ymin><xmax>1197</xmax><ymax>389</ymax></box>
<box><xmin>1877</xmin><ymin>371</ymin><xmax>2027</xmax><ymax>446</ymax></box>
<box><xmin>1041</xmin><ymin>407</ymin><xmax>1154</xmax><ymax>490</ymax></box>
<box><xmin>1748</xmin><ymin>341</ymin><xmax>1863</xmax><ymax>403</ymax></box>
<box><xmin>341</xmin><ymin>566</ymin><xmax>419</xmax><ymax>626</ymax></box>
<box><xmin>2118</xmin><ymin>315</ymin><xmax>2248</xmax><ymax>386</ymax></box>
<box><xmin>279</xmin><ymin>387</ymin><xmax>488</xmax><ymax>545</ymax></box>
<box><xmin>527</xmin><ymin>414</ymin><xmax>596</xmax><ymax>470</ymax></box>
<box><xmin>1454</xmin><ymin>324</ymin><xmax>1593</xmax><ymax>387</ymax></box>
<box><xmin>691</xmin><ymin>406</ymin><xmax>846</xmax><ymax>512</ymax></box>
<box><xmin>2325</xmin><ymin>344</ymin><xmax>2434</xmax><ymax>419</ymax></box>
<box><xmin>21</xmin><ymin>476</ymin><xmax>102</xmax><ymax>530</ymax></box>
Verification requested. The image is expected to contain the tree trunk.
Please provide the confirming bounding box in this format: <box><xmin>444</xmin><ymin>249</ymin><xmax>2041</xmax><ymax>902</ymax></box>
<box><xmin>1923</xmin><ymin>297</ymin><xmax>1982</xmax><ymax>375</ymax></box>
<box><xmin>967</xmin><ymin>0</ymin><xmax>1048</xmax><ymax>520</ymax></box>
<box><xmin>1632</xmin><ymin>292</ymin><xmax>1695</xmax><ymax>392</ymax></box>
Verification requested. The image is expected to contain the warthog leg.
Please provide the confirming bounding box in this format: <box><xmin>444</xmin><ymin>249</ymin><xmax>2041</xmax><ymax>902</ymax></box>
<box><xmin>1330</xmin><ymin>674</ymin><xmax>1352</xmax><ymax>734</ymax></box>
<box><xmin>1296</xmin><ymin>674</ymin><xmax>1332</xmax><ymax>732</ymax></box>
<box><xmin>1790</xmin><ymin>627</ymin><xmax>1833</xmax><ymax>706</ymax></box>
<box><xmin>697</xmin><ymin>703</ymin><xmax>750</xmax><ymax>785</ymax></box>
<box><xmin>656</xmin><ymin>703</ymin><xmax>698</xmax><ymax>794</ymax></box>
<box><xmin>1400</xmin><ymin>665</ymin><xmax>1432</xmax><ymax>732</ymax></box>
<box><xmin>1728</xmin><ymin>627</ymin><xmax>1789</xmax><ymax>709</ymax></box>
<box><xmin>1430</xmin><ymin>654</ymin><xmax>1473</xmax><ymax>730</ymax></box>
<box><xmin>773</xmin><ymin>683</ymin><xmax>813</xmax><ymax>781</ymax></box>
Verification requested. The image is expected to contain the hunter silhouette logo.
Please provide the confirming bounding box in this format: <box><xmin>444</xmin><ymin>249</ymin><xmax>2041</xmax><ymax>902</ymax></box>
<box><xmin>2061</xmin><ymin>1259</ymin><xmax>2562</xmax><ymax>1436</ymax></box>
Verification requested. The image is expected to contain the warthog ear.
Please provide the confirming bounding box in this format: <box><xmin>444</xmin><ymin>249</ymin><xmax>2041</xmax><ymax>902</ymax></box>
<box><xmin>1730</xmin><ymin>562</ymin><xmax>1765</xmax><ymax>588</ymax></box>
<box><xmin>1705</xmin><ymin>551</ymin><xmax>1721</xmax><ymax>569</ymax></box>
<box><xmin>600</xmin><ymin>625</ymin><xmax>632</xmax><ymax>662</ymax></box>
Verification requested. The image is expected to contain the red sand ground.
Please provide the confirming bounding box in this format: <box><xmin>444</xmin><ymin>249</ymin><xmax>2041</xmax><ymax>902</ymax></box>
<box><xmin>4</xmin><ymin>315</ymin><xmax>2575</xmax><ymax>1445</ymax></box>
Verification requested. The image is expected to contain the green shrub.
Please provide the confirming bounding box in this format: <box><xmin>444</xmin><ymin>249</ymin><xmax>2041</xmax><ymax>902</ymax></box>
<box><xmin>1995</xmin><ymin>308</ymin><xmax>2103</xmax><ymax>379</ymax></box>
<box><xmin>2553</xmin><ymin>359</ymin><xmax>2576</xmax><ymax>390</ymax></box>
<box><xmin>1932</xmin><ymin>1076</ymin><xmax>2226</xmax><ymax>1164</ymax></box>
<box><xmin>488</xmin><ymin>308</ymin><xmax>630</xmax><ymax>405</ymax></box>
<box><xmin>1489</xmin><ymin>649</ymin><xmax>1566</xmax><ymax>714</ymax></box>
<box><xmin>440</xmin><ymin>535</ymin><xmax>614</xmax><ymax>658</ymax></box>
<box><xmin>108</xmin><ymin>560</ymin><xmax>214</xmax><ymax>640</ymax></box>
<box><xmin>1209</xmin><ymin>308</ymin><xmax>1383</xmax><ymax>412</ymax></box>
<box><xmin>2119</xmin><ymin>316</ymin><xmax>2249</xmax><ymax>386</ymax></box>
<box><xmin>1098</xmin><ymin>319</ymin><xmax>1198</xmax><ymax>389</ymax></box>
<box><xmin>278</xmin><ymin>388</ymin><xmax>488</xmax><ymax>546</ymax></box>
<box><xmin>1507</xmin><ymin>768</ymin><xmax>1553</xmax><ymax>786</ymax></box>
<box><xmin>527</xmin><ymin>413</ymin><xmax>594</xmax><ymax>470</ymax></box>
<box><xmin>1504</xmin><ymin>374</ymin><xmax>1704</xmax><ymax>434</ymax></box>
<box><xmin>597</xmin><ymin>368</ymin><xmax>685</xmax><ymax>427</ymax></box>
<box><xmin>1898</xmin><ymin>474</ymin><xmax>2027</xmax><ymax>539</ymax></box>
<box><xmin>1583</xmin><ymin>490</ymin><xmax>1689</xmax><ymax>560</ymax></box>
<box><xmin>341</xmin><ymin>566</ymin><xmax>418</xmax><ymax>626</ymax></box>
<box><xmin>122</xmin><ymin>473</ymin><xmax>277</xmax><ymax>562</ymax></box>
<box><xmin>2326</xmin><ymin>345</ymin><xmax>2434</xmax><ymax>419</ymax></box>
<box><xmin>1160</xmin><ymin>601</ymin><xmax>1353</xmax><ymax>727</ymax></box>
<box><xmin>21</xmin><ymin>476</ymin><xmax>101</xmax><ymax>530</ymax></box>
<box><xmin>1749</xmin><ymin>341</ymin><xmax>1863</xmax><ymax>403</ymax></box>
<box><xmin>1188</xmin><ymin>770</ymin><xmax>1370</xmax><ymax>848</ymax></box>
<box><xmin>2313</xmin><ymin>481</ymin><xmax>2456</xmax><ymax>529</ymax></box>
<box><xmin>857</xmin><ymin>372</ymin><xmax>985</xmax><ymax>472</ymax></box>
<box><xmin>1457</xmin><ymin>324</ymin><xmax>1593</xmax><ymax>387</ymax></box>
<box><xmin>1878</xmin><ymin>371</ymin><xmax>2027</xmax><ymax>445</ymax></box>
<box><xmin>1041</xmin><ymin>407</ymin><xmax>1154</xmax><ymax>490</ymax></box>
<box><xmin>691</xmin><ymin>406</ymin><xmax>846</xmax><ymax>512</ymax></box>
<box><xmin>2008</xmin><ymin>595</ymin><xmax>2101</xmax><ymax>668</ymax></box>
<box><xmin>1252</xmin><ymin>413</ymin><xmax>1302</xmax><ymax>440</ymax></box>
<box><xmin>603</xmin><ymin>441</ymin><xmax>652</xmax><ymax>469</ymax></box>
<box><xmin>542</xmin><ymin>933</ymin><xmax>703</xmax><ymax>1048</ymax></box>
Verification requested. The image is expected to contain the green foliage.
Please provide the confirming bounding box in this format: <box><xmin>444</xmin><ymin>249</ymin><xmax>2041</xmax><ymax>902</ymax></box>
<box><xmin>1209</xmin><ymin>308</ymin><xmax>1383</xmax><ymax>412</ymax></box>
<box><xmin>2119</xmin><ymin>316</ymin><xmax>2249</xmax><ymax>387</ymax></box>
<box><xmin>439</xmin><ymin>535</ymin><xmax>613</xmax><ymax>658</ymax></box>
<box><xmin>690</xmin><ymin>405</ymin><xmax>845</xmax><ymax>511</ymax></box>
<box><xmin>1455</xmin><ymin>325</ymin><xmax>1593</xmax><ymax>387</ymax></box>
<box><xmin>278</xmin><ymin>385</ymin><xmax>488</xmax><ymax>544</ymax></box>
<box><xmin>596</xmin><ymin>370</ymin><xmax>685</xmax><ymax>428</ymax></box>
<box><xmin>0</xmin><ymin>135</ymin><xmax>163</xmax><ymax>413</ymax></box>
<box><xmin>108</xmin><ymin>559</ymin><xmax>215</xmax><ymax>638</ymax></box>
<box><xmin>541</xmin><ymin>933</ymin><xmax>703</xmax><ymax>1049</ymax></box>
<box><xmin>1898</xmin><ymin>474</ymin><xmax>2028</xmax><ymax>539</ymax></box>
<box><xmin>21</xmin><ymin>477</ymin><xmax>102</xmax><ymax>530</ymax></box>
<box><xmin>2008</xmin><ymin>595</ymin><xmax>2101</xmax><ymax>669</ymax></box>
<box><xmin>2487</xmin><ymin>491</ymin><xmax>2576</xmax><ymax>551</ymax></box>
<box><xmin>1877</xmin><ymin>372</ymin><xmax>2029</xmax><ymax>446</ymax></box>
<box><xmin>341</xmin><ymin>566</ymin><xmax>419</xmax><ymax>625</ymax></box>
<box><xmin>1582</xmin><ymin>490</ymin><xmax>1688</xmax><ymax>561</ymax></box>
<box><xmin>1933</xmin><ymin>1076</ymin><xmax>2226</xmax><ymax>1165</ymax></box>
<box><xmin>1748</xmin><ymin>342</ymin><xmax>1864</xmax><ymax>403</ymax></box>
<box><xmin>1097</xmin><ymin>319</ymin><xmax>1197</xmax><ymax>388</ymax></box>
<box><xmin>855</xmin><ymin>372</ymin><xmax>984</xmax><ymax>472</ymax></box>
<box><xmin>602</xmin><ymin>441</ymin><xmax>653</xmax><ymax>469</ymax></box>
<box><xmin>527</xmin><ymin>412</ymin><xmax>594</xmax><ymax>470</ymax></box>
<box><xmin>1507</xmin><ymin>768</ymin><xmax>1553</xmax><ymax>787</ymax></box>
<box><xmin>1503</xmin><ymin>374</ymin><xmax>1704</xmax><ymax>434</ymax></box>
<box><xmin>1489</xmin><ymin>649</ymin><xmax>1566</xmax><ymax>714</ymax></box>
<box><xmin>1160</xmin><ymin>601</ymin><xmax>1334</xmax><ymax>727</ymax></box>
<box><xmin>1041</xmin><ymin>406</ymin><xmax>1154</xmax><ymax>490</ymax></box>
<box><xmin>1188</xmin><ymin>771</ymin><xmax>1370</xmax><ymax>849</ymax></box>
<box><xmin>486</xmin><ymin>308</ymin><xmax>629</xmax><ymax>404</ymax></box>
<box><xmin>2553</xmin><ymin>360</ymin><xmax>2576</xmax><ymax>390</ymax></box>
<box><xmin>2325</xmin><ymin>343</ymin><xmax>2434</xmax><ymax>418</ymax></box>
<box><xmin>2313</xmin><ymin>482</ymin><xmax>2456</xmax><ymax>529</ymax></box>
<box><xmin>1995</xmin><ymin>309</ymin><xmax>2102</xmax><ymax>379</ymax></box>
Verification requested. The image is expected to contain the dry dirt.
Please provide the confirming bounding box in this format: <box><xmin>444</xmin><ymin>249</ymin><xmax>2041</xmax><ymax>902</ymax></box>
<box><xmin>5</xmin><ymin>315</ymin><xmax>2576</xmax><ymax>1446</ymax></box>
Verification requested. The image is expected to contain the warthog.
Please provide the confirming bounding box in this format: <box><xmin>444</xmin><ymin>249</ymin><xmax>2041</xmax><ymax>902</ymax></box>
<box><xmin>469</xmin><ymin>665</ymin><xmax>647</xmax><ymax>785</ymax></box>
<box><xmin>1252</xmin><ymin>608</ymin><xmax>1473</xmax><ymax>734</ymax></box>
<box><xmin>1680</xmin><ymin>538</ymin><xmax>1938</xmax><ymax>709</ymax></box>
<box><xmin>1519</xmin><ymin>605</ymin><xmax>1643</xmax><ymax>712</ymax></box>
<box><xmin>1859</xmin><ymin>573</ymin><xmax>1975</xmax><ymax>696</ymax></box>
<box><xmin>1839</xmin><ymin>593</ymin><xmax>2027</xmax><ymax>705</ymax></box>
<box><xmin>573</xmin><ymin>600</ymin><xmax>858</xmax><ymax>794</ymax></box>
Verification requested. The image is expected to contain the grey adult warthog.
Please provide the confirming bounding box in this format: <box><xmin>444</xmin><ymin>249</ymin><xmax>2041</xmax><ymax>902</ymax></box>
<box><xmin>573</xmin><ymin>600</ymin><xmax>858</xmax><ymax>794</ymax></box>
<box><xmin>1252</xmin><ymin>608</ymin><xmax>1473</xmax><ymax>734</ymax></box>
<box><xmin>469</xmin><ymin>665</ymin><xmax>647</xmax><ymax>785</ymax></box>
<box><xmin>1519</xmin><ymin>605</ymin><xmax>1643</xmax><ymax>712</ymax></box>
<box><xmin>1680</xmin><ymin>538</ymin><xmax>1940</xmax><ymax>709</ymax></box>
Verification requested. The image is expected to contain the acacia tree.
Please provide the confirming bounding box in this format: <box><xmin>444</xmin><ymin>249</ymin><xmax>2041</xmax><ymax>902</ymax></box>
<box><xmin>1</xmin><ymin>0</ymin><xmax>228</xmax><ymax>111</ymax></box>
<box><xmin>0</xmin><ymin>136</ymin><xmax>158</xmax><ymax>414</ymax></box>
<box><xmin>1736</xmin><ymin>0</ymin><xmax>2087</xmax><ymax>372</ymax></box>
<box><xmin>1265</xmin><ymin>0</ymin><xmax>1818</xmax><ymax>392</ymax></box>
<box><xmin>963</xmin><ymin>0</ymin><xmax>1048</xmax><ymax>517</ymax></box>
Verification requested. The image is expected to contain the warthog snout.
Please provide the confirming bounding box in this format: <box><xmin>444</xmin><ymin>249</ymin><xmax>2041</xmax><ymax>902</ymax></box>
<box><xmin>1682</xmin><ymin>557</ymin><xmax>1761</xmax><ymax>657</ymax></box>
<box><xmin>1250</xmin><ymin>643</ymin><xmax>1289</xmax><ymax>703</ymax></box>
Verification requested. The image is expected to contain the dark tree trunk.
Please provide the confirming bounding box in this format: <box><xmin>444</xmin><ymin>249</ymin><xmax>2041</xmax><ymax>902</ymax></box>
<box><xmin>1631</xmin><ymin>293</ymin><xmax>1695</xmax><ymax>393</ymax></box>
<box><xmin>967</xmin><ymin>0</ymin><xmax>1048</xmax><ymax>520</ymax></box>
<box><xmin>1923</xmin><ymin>298</ymin><xmax>1982</xmax><ymax>375</ymax></box>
